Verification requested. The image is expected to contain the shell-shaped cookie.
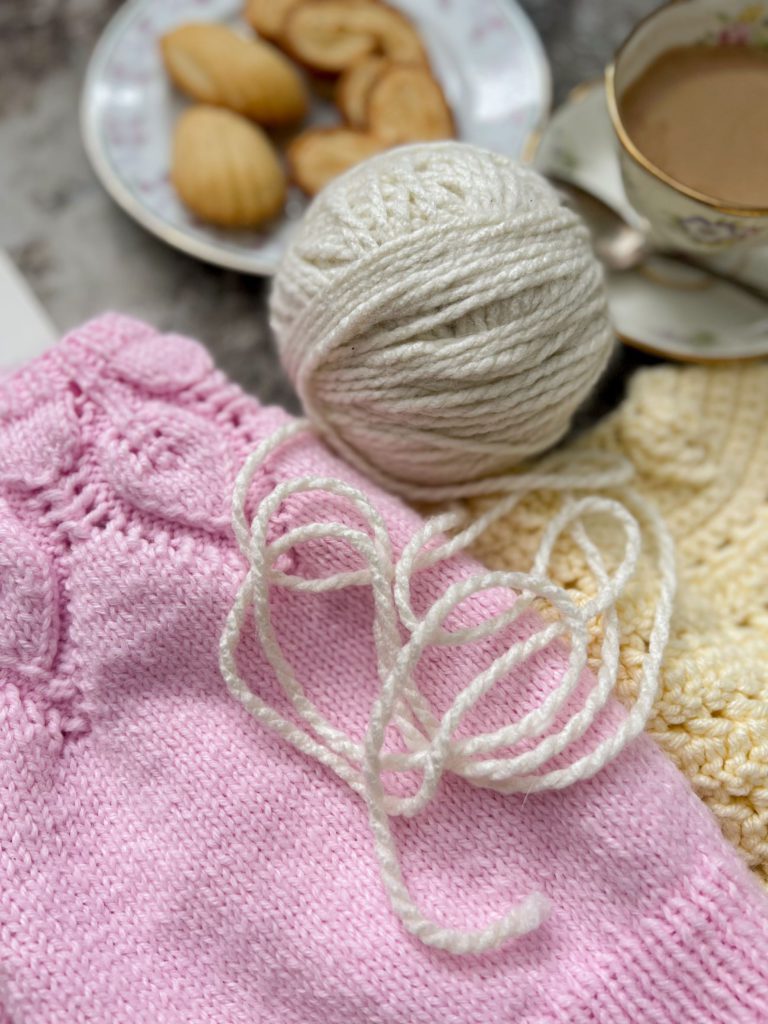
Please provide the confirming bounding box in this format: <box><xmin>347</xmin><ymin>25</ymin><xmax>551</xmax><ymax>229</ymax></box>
<box><xmin>287</xmin><ymin>127</ymin><xmax>387</xmax><ymax>195</ymax></box>
<box><xmin>172</xmin><ymin>106</ymin><xmax>286</xmax><ymax>227</ymax></box>
<box><xmin>336</xmin><ymin>55</ymin><xmax>388</xmax><ymax>127</ymax></box>
<box><xmin>244</xmin><ymin>0</ymin><xmax>299</xmax><ymax>41</ymax></box>
<box><xmin>160</xmin><ymin>22</ymin><xmax>307</xmax><ymax>125</ymax></box>
<box><xmin>367</xmin><ymin>64</ymin><xmax>454</xmax><ymax>143</ymax></box>
<box><xmin>282</xmin><ymin>1</ymin><xmax>427</xmax><ymax>74</ymax></box>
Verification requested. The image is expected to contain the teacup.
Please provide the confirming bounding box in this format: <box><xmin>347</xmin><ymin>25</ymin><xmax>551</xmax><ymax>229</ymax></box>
<box><xmin>606</xmin><ymin>0</ymin><xmax>768</xmax><ymax>253</ymax></box>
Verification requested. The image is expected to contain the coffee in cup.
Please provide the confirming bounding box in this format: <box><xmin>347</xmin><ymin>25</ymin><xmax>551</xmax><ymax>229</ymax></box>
<box><xmin>607</xmin><ymin>0</ymin><xmax>768</xmax><ymax>253</ymax></box>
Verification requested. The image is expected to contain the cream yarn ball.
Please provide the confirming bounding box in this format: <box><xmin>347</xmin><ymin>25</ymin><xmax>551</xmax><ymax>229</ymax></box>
<box><xmin>270</xmin><ymin>142</ymin><xmax>614</xmax><ymax>500</ymax></box>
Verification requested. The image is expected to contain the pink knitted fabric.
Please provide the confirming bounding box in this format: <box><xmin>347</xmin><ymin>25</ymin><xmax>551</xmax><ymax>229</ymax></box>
<box><xmin>1</xmin><ymin>314</ymin><xmax>768</xmax><ymax>1023</ymax></box>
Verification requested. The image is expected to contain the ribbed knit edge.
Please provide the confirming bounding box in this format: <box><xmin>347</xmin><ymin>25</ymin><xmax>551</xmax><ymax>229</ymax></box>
<box><xmin>545</xmin><ymin>854</ymin><xmax>768</xmax><ymax>1024</ymax></box>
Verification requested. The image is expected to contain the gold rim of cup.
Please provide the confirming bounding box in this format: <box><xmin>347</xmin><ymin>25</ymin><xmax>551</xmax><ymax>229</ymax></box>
<box><xmin>604</xmin><ymin>0</ymin><xmax>768</xmax><ymax>219</ymax></box>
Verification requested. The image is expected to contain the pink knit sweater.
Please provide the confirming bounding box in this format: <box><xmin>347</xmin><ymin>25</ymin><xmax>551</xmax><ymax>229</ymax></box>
<box><xmin>1</xmin><ymin>314</ymin><xmax>767</xmax><ymax>1023</ymax></box>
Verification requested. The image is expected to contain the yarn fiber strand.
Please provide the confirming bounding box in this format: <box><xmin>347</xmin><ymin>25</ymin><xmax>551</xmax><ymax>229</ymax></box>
<box><xmin>270</xmin><ymin>142</ymin><xmax>615</xmax><ymax>500</ymax></box>
<box><xmin>259</xmin><ymin>145</ymin><xmax>677</xmax><ymax>951</ymax></box>
<box><xmin>219</xmin><ymin>421</ymin><xmax>676</xmax><ymax>955</ymax></box>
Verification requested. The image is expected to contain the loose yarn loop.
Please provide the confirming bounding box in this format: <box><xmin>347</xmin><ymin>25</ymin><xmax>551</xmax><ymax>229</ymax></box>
<box><xmin>219</xmin><ymin>420</ymin><xmax>677</xmax><ymax>955</ymax></box>
<box><xmin>270</xmin><ymin>142</ymin><xmax>616</xmax><ymax>498</ymax></box>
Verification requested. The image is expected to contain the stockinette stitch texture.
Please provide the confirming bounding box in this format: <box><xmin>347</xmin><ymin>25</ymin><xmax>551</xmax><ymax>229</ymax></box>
<box><xmin>2</xmin><ymin>315</ymin><xmax>768</xmax><ymax>1023</ymax></box>
<box><xmin>469</xmin><ymin>362</ymin><xmax>768</xmax><ymax>885</ymax></box>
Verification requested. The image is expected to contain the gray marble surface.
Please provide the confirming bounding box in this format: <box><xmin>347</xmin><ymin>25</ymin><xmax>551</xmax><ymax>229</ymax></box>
<box><xmin>0</xmin><ymin>0</ymin><xmax>659</xmax><ymax>411</ymax></box>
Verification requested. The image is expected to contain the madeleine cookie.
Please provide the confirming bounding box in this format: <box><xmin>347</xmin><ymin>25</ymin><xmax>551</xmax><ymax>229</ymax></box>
<box><xmin>160</xmin><ymin>23</ymin><xmax>307</xmax><ymax>125</ymax></box>
<box><xmin>244</xmin><ymin>0</ymin><xmax>299</xmax><ymax>41</ymax></box>
<box><xmin>171</xmin><ymin>106</ymin><xmax>286</xmax><ymax>227</ymax></box>
<box><xmin>282</xmin><ymin>1</ymin><xmax>426</xmax><ymax>74</ymax></box>
<box><xmin>336</xmin><ymin>55</ymin><xmax>388</xmax><ymax>127</ymax></box>
<box><xmin>287</xmin><ymin>127</ymin><xmax>387</xmax><ymax>195</ymax></box>
<box><xmin>367</xmin><ymin>64</ymin><xmax>454</xmax><ymax>142</ymax></box>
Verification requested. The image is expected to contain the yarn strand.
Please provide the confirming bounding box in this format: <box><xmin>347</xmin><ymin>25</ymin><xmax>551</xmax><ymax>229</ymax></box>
<box><xmin>218</xmin><ymin>420</ymin><xmax>676</xmax><ymax>955</ymax></box>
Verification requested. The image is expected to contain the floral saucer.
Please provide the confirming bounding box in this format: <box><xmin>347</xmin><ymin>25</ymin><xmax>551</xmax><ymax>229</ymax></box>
<box><xmin>81</xmin><ymin>0</ymin><xmax>551</xmax><ymax>276</ymax></box>
<box><xmin>534</xmin><ymin>82</ymin><xmax>768</xmax><ymax>362</ymax></box>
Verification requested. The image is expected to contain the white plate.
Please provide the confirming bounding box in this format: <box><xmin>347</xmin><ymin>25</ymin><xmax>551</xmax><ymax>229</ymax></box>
<box><xmin>534</xmin><ymin>82</ymin><xmax>768</xmax><ymax>362</ymax></box>
<box><xmin>81</xmin><ymin>0</ymin><xmax>551</xmax><ymax>276</ymax></box>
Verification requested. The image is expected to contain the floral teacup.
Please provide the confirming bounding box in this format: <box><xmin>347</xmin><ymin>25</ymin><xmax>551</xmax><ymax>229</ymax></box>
<box><xmin>606</xmin><ymin>0</ymin><xmax>768</xmax><ymax>254</ymax></box>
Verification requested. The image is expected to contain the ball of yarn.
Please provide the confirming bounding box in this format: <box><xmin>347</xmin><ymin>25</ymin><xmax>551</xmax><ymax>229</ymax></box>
<box><xmin>270</xmin><ymin>142</ymin><xmax>614</xmax><ymax>499</ymax></box>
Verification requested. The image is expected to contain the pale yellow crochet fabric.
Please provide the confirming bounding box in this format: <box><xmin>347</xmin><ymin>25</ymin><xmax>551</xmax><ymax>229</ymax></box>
<box><xmin>468</xmin><ymin>362</ymin><xmax>768</xmax><ymax>884</ymax></box>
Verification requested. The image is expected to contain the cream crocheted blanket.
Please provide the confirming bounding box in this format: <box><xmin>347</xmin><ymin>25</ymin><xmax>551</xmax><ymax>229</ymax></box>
<box><xmin>468</xmin><ymin>363</ymin><xmax>768</xmax><ymax>884</ymax></box>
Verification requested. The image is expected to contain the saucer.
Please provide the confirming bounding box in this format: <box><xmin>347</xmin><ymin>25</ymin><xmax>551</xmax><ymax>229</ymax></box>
<box><xmin>81</xmin><ymin>0</ymin><xmax>551</xmax><ymax>276</ymax></box>
<box><xmin>534</xmin><ymin>82</ymin><xmax>768</xmax><ymax>362</ymax></box>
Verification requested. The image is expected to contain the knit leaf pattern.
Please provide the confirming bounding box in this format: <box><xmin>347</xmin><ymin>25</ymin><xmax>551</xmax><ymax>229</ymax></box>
<box><xmin>108</xmin><ymin>331</ymin><xmax>214</xmax><ymax>393</ymax></box>
<box><xmin>0</xmin><ymin>395</ymin><xmax>79</xmax><ymax>489</ymax></box>
<box><xmin>468</xmin><ymin>363</ymin><xmax>768</xmax><ymax>884</ymax></box>
<box><xmin>0</xmin><ymin>316</ymin><xmax>261</xmax><ymax>741</ymax></box>
<box><xmin>99</xmin><ymin>401</ymin><xmax>233</xmax><ymax>532</ymax></box>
